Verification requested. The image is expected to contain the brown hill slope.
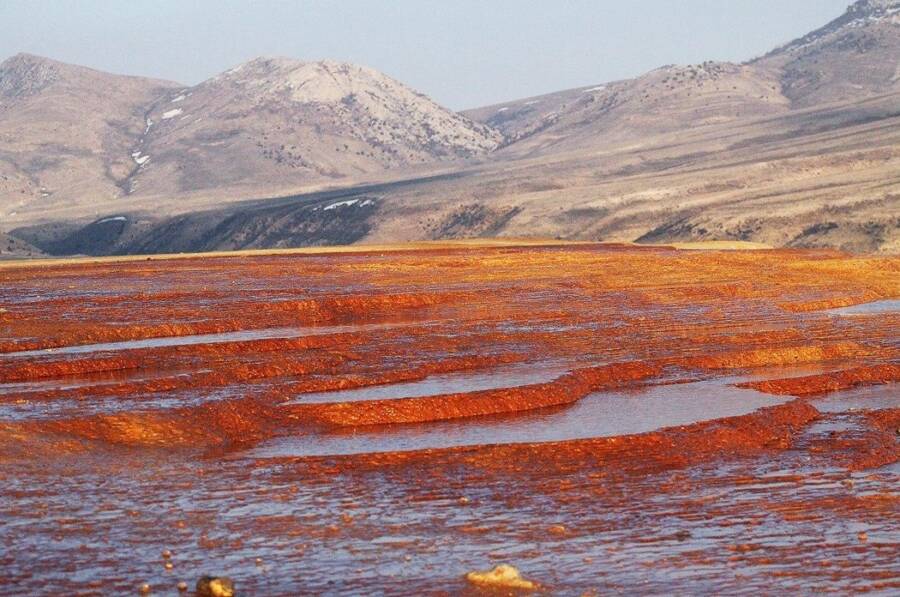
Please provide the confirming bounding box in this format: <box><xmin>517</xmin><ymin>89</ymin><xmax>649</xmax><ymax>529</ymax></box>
<box><xmin>3</xmin><ymin>1</ymin><xmax>898</xmax><ymax>254</ymax></box>
<box><xmin>756</xmin><ymin>0</ymin><xmax>900</xmax><ymax>107</ymax></box>
<box><xmin>463</xmin><ymin>61</ymin><xmax>790</xmax><ymax>155</ymax></box>
<box><xmin>0</xmin><ymin>55</ymin><xmax>500</xmax><ymax>225</ymax></box>
<box><xmin>463</xmin><ymin>0</ymin><xmax>899</xmax><ymax>153</ymax></box>
<box><xmin>126</xmin><ymin>57</ymin><xmax>500</xmax><ymax>198</ymax></box>
<box><xmin>14</xmin><ymin>91</ymin><xmax>897</xmax><ymax>255</ymax></box>
<box><xmin>0</xmin><ymin>53</ymin><xmax>179</xmax><ymax>221</ymax></box>
<box><xmin>347</xmin><ymin>93</ymin><xmax>900</xmax><ymax>254</ymax></box>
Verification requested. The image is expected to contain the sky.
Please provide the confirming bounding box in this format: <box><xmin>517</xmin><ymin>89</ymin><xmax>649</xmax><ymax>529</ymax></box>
<box><xmin>1</xmin><ymin>0</ymin><xmax>851</xmax><ymax>110</ymax></box>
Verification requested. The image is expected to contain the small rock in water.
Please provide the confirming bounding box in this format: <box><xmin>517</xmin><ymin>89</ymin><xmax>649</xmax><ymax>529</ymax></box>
<box><xmin>465</xmin><ymin>564</ymin><xmax>536</xmax><ymax>590</ymax></box>
<box><xmin>138</xmin><ymin>583</ymin><xmax>151</xmax><ymax>594</ymax></box>
<box><xmin>176</xmin><ymin>581</ymin><xmax>188</xmax><ymax>592</ymax></box>
<box><xmin>858</xmin><ymin>532</ymin><xmax>868</xmax><ymax>542</ymax></box>
<box><xmin>457</xmin><ymin>496</ymin><xmax>470</xmax><ymax>505</ymax></box>
<box><xmin>164</xmin><ymin>561</ymin><xmax>174</xmax><ymax>570</ymax></box>
<box><xmin>162</xmin><ymin>549</ymin><xmax>172</xmax><ymax>559</ymax></box>
<box><xmin>548</xmin><ymin>524</ymin><xmax>567</xmax><ymax>536</ymax></box>
<box><xmin>196</xmin><ymin>576</ymin><xmax>235</xmax><ymax>597</ymax></box>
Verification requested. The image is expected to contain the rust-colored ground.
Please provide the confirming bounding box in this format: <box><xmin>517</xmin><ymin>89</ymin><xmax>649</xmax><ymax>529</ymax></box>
<box><xmin>0</xmin><ymin>243</ymin><xmax>897</xmax><ymax>594</ymax></box>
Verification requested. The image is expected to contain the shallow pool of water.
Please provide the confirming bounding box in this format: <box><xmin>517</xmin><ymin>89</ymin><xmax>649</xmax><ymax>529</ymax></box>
<box><xmin>252</xmin><ymin>378</ymin><xmax>788</xmax><ymax>458</ymax></box>
<box><xmin>813</xmin><ymin>384</ymin><xmax>899</xmax><ymax>413</ymax></box>
<box><xmin>824</xmin><ymin>299</ymin><xmax>900</xmax><ymax>316</ymax></box>
<box><xmin>282</xmin><ymin>361</ymin><xmax>572</xmax><ymax>405</ymax></box>
<box><xmin>0</xmin><ymin>320</ymin><xmax>432</xmax><ymax>358</ymax></box>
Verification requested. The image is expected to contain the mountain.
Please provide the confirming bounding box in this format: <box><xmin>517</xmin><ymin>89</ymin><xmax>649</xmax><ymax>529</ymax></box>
<box><xmin>3</xmin><ymin>0</ymin><xmax>899</xmax><ymax>255</ymax></box>
<box><xmin>126</xmin><ymin>57</ymin><xmax>501</xmax><ymax>198</ymax></box>
<box><xmin>0</xmin><ymin>55</ymin><xmax>500</xmax><ymax>224</ymax></box>
<box><xmin>0</xmin><ymin>53</ymin><xmax>178</xmax><ymax>221</ymax></box>
<box><xmin>464</xmin><ymin>0</ymin><xmax>899</xmax><ymax>154</ymax></box>
<box><xmin>16</xmin><ymin>90</ymin><xmax>896</xmax><ymax>256</ymax></box>
<box><xmin>463</xmin><ymin>61</ymin><xmax>789</xmax><ymax>155</ymax></box>
<box><xmin>755</xmin><ymin>0</ymin><xmax>900</xmax><ymax>107</ymax></box>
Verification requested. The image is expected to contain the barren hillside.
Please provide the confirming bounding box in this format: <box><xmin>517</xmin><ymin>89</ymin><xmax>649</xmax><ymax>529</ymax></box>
<box><xmin>0</xmin><ymin>55</ymin><xmax>500</xmax><ymax>225</ymax></box>
<box><xmin>0</xmin><ymin>54</ymin><xmax>178</xmax><ymax>221</ymax></box>
<box><xmin>2</xmin><ymin>0</ymin><xmax>898</xmax><ymax>255</ymax></box>
<box><xmin>464</xmin><ymin>0</ymin><xmax>899</xmax><ymax>154</ymax></box>
<box><xmin>464</xmin><ymin>62</ymin><xmax>790</xmax><ymax>155</ymax></box>
<box><xmin>127</xmin><ymin>57</ymin><xmax>500</xmax><ymax>198</ymax></box>
<box><xmin>757</xmin><ymin>0</ymin><xmax>900</xmax><ymax>107</ymax></box>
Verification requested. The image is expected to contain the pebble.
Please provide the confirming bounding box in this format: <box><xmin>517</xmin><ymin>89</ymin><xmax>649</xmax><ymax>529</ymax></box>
<box><xmin>858</xmin><ymin>532</ymin><xmax>868</xmax><ymax>542</ymax></box>
<box><xmin>465</xmin><ymin>564</ymin><xmax>536</xmax><ymax>590</ymax></box>
<box><xmin>177</xmin><ymin>581</ymin><xmax>188</xmax><ymax>592</ymax></box>
<box><xmin>162</xmin><ymin>549</ymin><xmax>172</xmax><ymax>559</ymax></box>
<box><xmin>165</xmin><ymin>561</ymin><xmax>174</xmax><ymax>570</ymax></box>
<box><xmin>138</xmin><ymin>583</ymin><xmax>151</xmax><ymax>594</ymax></box>
<box><xmin>196</xmin><ymin>576</ymin><xmax>235</xmax><ymax>597</ymax></box>
<box><xmin>457</xmin><ymin>496</ymin><xmax>470</xmax><ymax>505</ymax></box>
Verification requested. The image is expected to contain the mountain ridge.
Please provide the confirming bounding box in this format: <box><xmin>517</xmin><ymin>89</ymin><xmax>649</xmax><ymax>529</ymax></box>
<box><xmin>125</xmin><ymin>56</ymin><xmax>500</xmax><ymax>197</ymax></box>
<box><xmin>2</xmin><ymin>0</ymin><xmax>898</xmax><ymax>254</ymax></box>
<box><xmin>764</xmin><ymin>0</ymin><xmax>899</xmax><ymax>57</ymax></box>
<box><xmin>0</xmin><ymin>53</ymin><xmax>500</xmax><ymax>221</ymax></box>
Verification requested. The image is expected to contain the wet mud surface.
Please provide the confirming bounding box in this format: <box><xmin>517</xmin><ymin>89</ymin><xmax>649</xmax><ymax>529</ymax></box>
<box><xmin>0</xmin><ymin>244</ymin><xmax>898</xmax><ymax>594</ymax></box>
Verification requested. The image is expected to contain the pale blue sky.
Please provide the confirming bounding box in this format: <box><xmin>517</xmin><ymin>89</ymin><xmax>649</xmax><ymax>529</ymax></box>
<box><xmin>1</xmin><ymin>0</ymin><xmax>851</xmax><ymax>109</ymax></box>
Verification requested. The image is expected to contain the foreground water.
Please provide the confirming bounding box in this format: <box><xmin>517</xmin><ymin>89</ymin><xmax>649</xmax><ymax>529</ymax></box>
<box><xmin>0</xmin><ymin>244</ymin><xmax>897</xmax><ymax>594</ymax></box>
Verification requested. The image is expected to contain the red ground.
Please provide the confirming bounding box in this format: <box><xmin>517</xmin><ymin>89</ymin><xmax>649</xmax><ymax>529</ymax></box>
<box><xmin>0</xmin><ymin>243</ymin><xmax>897</xmax><ymax>594</ymax></box>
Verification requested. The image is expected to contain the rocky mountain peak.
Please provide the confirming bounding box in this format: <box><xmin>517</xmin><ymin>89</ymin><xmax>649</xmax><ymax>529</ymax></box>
<box><xmin>847</xmin><ymin>0</ymin><xmax>899</xmax><ymax>17</ymax></box>
<box><xmin>157</xmin><ymin>55</ymin><xmax>502</xmax><ymax>163</ymax></box>
<box><xmin>108</xmin><ymin>55</ymin><xmax>502</xmax><ymax>198</ymax></box>
<box><xmin>214</xmin><ymin>56</ymin><xmax>416</xmax><ymax>106</ymax></box>
<box><xmin>767</xmin><ymin>0</ymin><xmax>899</xmax><ymax>56</ymax></box>
<box><xmin>0</xmin><ymin>53</ymin><xmax>64</xmax><ymax>98</ymax></box>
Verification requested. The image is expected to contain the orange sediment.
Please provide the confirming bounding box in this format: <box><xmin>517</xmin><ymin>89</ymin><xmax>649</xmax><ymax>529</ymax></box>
<box><xmin>0</xmin><ymin>242</ymin><xmax>898</xmax><ymax>594</ymax></box>
<box><xmin>286</xmin><ymin>399</ymin><xmax>822</xmax><ymax>477</ymax></box>
<box><xmin>681</xmin><ymin>342</ymin><xmax>874</xmax><ymax>370</ymax></box>
<box><xmin>738</xmin><ymin>364</ymin><xmax>900</xmax><ymax>397</ymax></box>
<box><xmin>300</xmin><ymin>361</ymin><xmax>663</xmax><ymax>426</ymax></box>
